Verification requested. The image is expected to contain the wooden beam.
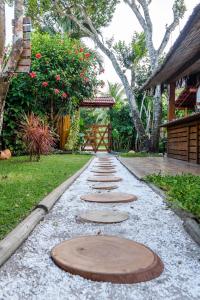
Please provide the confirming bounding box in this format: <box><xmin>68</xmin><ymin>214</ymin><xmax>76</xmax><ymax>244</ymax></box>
<box><xmin>168</xmin><ymin>82</ymin><xmax>176</xmax><ymax>121</ymax></box>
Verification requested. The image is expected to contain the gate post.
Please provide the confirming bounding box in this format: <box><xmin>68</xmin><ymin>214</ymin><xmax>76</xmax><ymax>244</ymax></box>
<box><xmin>108</xmin><ymin>123</ymin><xmax>112</xmax><ymax>152</ymax></box>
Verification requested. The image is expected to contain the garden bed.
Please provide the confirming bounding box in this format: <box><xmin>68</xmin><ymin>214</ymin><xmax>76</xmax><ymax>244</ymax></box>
<box><xmin>0</xmin><ymin>154</ymin><xmax>91</xmax><ymax>240</ymax></box>
<box><xmin>146</xmin><ymin>173</ymin><xmax>200</xmax><ymax>222</ymax></box>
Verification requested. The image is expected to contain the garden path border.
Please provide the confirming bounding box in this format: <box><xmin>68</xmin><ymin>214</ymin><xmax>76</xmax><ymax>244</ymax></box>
<box><xmin>0</xmin><ymin>157</ymin><xmax>94</xmax><ymax>267</ymax></box>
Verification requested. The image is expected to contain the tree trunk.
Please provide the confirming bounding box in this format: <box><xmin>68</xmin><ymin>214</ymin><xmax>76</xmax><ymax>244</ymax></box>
<box><xmin>0</xmin><ymin>1</ymin><xmax>5</xmax><ymax>73</ymax></box>
<box><xmin>150</xmin><ymin>85</ymin><xmax>162</xmax><ymax>152</ymax></box>
<box><xmin>95</xmin><ymin>38</ymin><xmax>150</xmax><ymax>151</ymax></box>
<box><xmin>0</xmin><ymin>81</ymin><xmax>9</xmax><ymax>148</ymax></box>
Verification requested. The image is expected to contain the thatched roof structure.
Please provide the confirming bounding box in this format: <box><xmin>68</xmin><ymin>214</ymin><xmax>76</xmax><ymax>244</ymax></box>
<box><xmin>142</xmin><ymin>4</ymin><xmax>200</xmax><ymax>90</ymax></box>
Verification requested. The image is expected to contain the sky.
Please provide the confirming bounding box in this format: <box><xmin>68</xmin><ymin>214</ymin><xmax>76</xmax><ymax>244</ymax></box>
<box><xmin>5</xmin><ymin>0</ymin><xmax>200</xmax><ymax>92</ymax></box>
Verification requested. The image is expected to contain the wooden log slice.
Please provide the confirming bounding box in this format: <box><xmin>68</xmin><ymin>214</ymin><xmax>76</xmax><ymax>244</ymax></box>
<box><xmin>91</xmin><ymin>169</ymin><xmax>116</xmax><ymax>173</ymax></box>
<box><xmin>92</xmin><ymin>184</ymin><xmax>118</xmax><ymax>190</ymax></box>
<box><xmin>98</xmin><ymin>156</ymin><xmax>113</xmax><ymax>161</ymax></box>
<box><xmin>51</xmin><ymin>235</ymin><xmax>164</xmax><ymax>283</ymax></box>
<box><xmin>94</xmin><ymin>165</ymin><xmax>116</xmax><ymax>170</ymax></box>
<box><xmin>79</xmin><ymin>210</ymin><xmax>129</xmax><ymax>223</ymax></box>
<box><xmin>95</xmin><ymin>163</ymin><xmax>116</xmax><ymax>167</ymax></box>
<box><xmin>81</xmin><ymin>192</ymin><xmax>137</xmax><ymax>203</ymax></box>
<box><xmin>87</xmin><ymin>176</ymin><xmax>122</xmax><ymax>183</ymax></box>
<box><xmin>92</xmin><ymin>173</ymin><xmax>115</xmax><ymax>177</ymax></box>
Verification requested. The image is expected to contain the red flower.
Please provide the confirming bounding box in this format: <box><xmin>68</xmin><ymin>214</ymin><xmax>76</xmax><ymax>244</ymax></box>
<box><xmin>84</xmin><ymin>77</ymin><xmax>89</xmax><ymax>82</ymax></box>
<box><xmin>62</xmin><ymin>92</ymin><xmax>68</xmax><ymax>99</ymax></box>
<box><xmin>54</xmin><ymin>89</ymin><xmax>60</xmax><ymax>95</ymax></box>
<box><xmin>80</xmin><ymin>48</ymin><xmax>84</xmax><ymax>52</ymax></box>
<box><xmin>42</xmin><ymin>82</ymin><xmax>48</xmax><ymax>87</ymax></box>
<box><xmin>80</xmin><ymin>72</ymin><xmax>84</xmax><ymax>78</ymax></box>
<box><xmin>29</xmin><ymin>72</ymin><xmax>37</xmax><ymax>78</ymax></box>
<box><xmin>55</xmin><ymin>75</ymin><xmax>61</xmax><ymax>81</ymax></box>
<box><xmin>85</xmin><ymin>53</ymin><xmax>90</xmax><ymax>59</ymax></box>
<box><xmin>35</xmin><ymin>53</ymin><xmax>42</xmax><ymax>59</ymax></box>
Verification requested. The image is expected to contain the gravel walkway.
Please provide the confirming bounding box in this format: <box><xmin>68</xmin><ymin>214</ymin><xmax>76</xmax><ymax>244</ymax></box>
<box><xmin>0</xmin><ymin>156</ymin><xmax>200</xmax><ymax>300</ymax></box>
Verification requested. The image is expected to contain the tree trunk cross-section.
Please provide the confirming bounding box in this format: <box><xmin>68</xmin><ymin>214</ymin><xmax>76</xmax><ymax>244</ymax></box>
<box><xmin>91</xmin><ymin>184</ymin><xmax>118</xmax><ymax>190</ymax></box>
<box><xmin>91</xmin><ymin>169</ymin><xmax>117</xmax><ymax>173</ymax></box>
<box><xmin>79</xmin><ymin>210</ymin><xmax>129</xmax><ymax>224</ymax></box>
<box><xmin>51</xmin><ymin>235</ymin><xmax>164</xmax><ymax>284</ymax></box>
<box><xmin>80</xmin><ymin>192</ymin><xmax>137</xmax><ymax>203</ymax></box>
<box><xmin>87</xmin><ymin>176</ymin><xmax>122</xmax><ymax>183</ymax></box>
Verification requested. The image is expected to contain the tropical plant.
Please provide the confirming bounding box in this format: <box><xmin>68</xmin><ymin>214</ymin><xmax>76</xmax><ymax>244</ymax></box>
<box><xmin>2</xmin><ymin>32</ymin><xmax>101</xmax><ymax>153</ymax></box>
<box><xmin>20</xmin><ymin>113</ymin><xmax>55</xmax><ymax>161</ymax></box>
<box><xmin>65</xmin><ymin>109</ymin><xmax>80</xmax><ymax>151</ymax></box>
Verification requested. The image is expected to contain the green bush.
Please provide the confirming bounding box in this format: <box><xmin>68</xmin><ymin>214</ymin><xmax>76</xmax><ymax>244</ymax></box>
<box><xmin>2</xmin><ymin>32</ymin><xmax>101</xmax><ymax>153</ymax></box>
<box><xmin>146</xmin><ymin>173</ymin><xmax>200</xmax><ymax>220</ymax></box>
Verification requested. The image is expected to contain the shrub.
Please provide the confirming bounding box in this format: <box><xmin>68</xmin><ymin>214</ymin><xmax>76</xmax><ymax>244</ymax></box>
<box><xmin>20</xmin><ymin>113</ymin><xmax>55</xmax><ymax>161</ymax></box>
<box><xmin>2</xmin><ymin>32</ymin><xmax>102</xmax><ymax>153</ymax></box>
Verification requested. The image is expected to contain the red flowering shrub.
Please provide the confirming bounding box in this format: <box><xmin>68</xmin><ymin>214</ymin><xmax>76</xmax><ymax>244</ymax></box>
<box><xmin>85</xmin><ymin>53</ymin><xmax>90</xmax><ymax>58</ymax></box>
<box><xmin>42</xmin><ymin>81</ymin><xmax>48</xmax><ymax>87</ymax></box>
<box><xmin>35</xmin><ymin>53</ymin><xmax>42</xmax><ymax>59</ymax></box>
<box><xmin>20</xmin><ymin>113</ymin><xmax>55</xmax><ymax>161</ymax></box>
<box><xmin>62</xmin><ymin>92</ymin><xmax>68</xmax><ymax>98</ymax></box>
<box><xmin>54</xmin><ymin>89</ymin><xmax>60</xmax><ymax>95</ymax></box>
<box><xmin>30</xmin><ymin>72</ymin><xmax>37</xmax><ymax>78</ymax></box>
<box><xmin>4</xmin><ymin>33</ymin><xmax>103</xmax><ymax>152</ymax></box>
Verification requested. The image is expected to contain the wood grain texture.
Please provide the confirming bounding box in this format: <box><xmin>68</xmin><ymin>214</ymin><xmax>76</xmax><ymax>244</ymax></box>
<box><xmin>87</xmin><ymin>176</ymin><xmax>122</xmax><ymax>183</ymax></box>
<box><xmin>91</xmin><ymin>184</ymin><xmax>118</xmax><ymax>190</ymax></box>
<box><xmin>80</xmin><ymin>192</ymin><xmax>137</xmax><ymax>203</ymax></box>
<box><xmin>79</xmin><ymin>210</ymin><xmax>129</xmax><ymax>223</ymax></box>
<box><xmin>51</xmin><ymin>235</ymin><xmax>164</xmax><ymax>283</ymax></box>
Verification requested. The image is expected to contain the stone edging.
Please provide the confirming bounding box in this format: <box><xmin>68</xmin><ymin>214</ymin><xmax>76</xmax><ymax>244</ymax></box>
<box><xmin>117</xmin><ymin>156</ymin><xmax>200</xmax><ymax>247</ymax></box>
<box><xmin>0</xmin><ymin>157</ymin><xmax>94</xmax><ymax>268</ymax></box>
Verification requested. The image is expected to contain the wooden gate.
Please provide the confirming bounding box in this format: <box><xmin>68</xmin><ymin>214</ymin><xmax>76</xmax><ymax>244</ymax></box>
<box><xmin>82</xmin><ymin>124</ymin><xmax>112</xmax><ymax>152</ymax></box>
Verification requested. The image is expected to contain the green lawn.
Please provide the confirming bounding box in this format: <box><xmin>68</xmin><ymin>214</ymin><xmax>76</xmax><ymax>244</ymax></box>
<box><xmin>120</xmin><ymin>152</ymin><xmax>162</xmax><ymax>158</ymax></box>
<box><xmin>0</xmin><ymin>154</ymin><xmax>91</xmax><ymax>240</ymax></box>
<box><xmin>146</xmin><ymin>173</ymin><xmax>200</xmax><ymax>221</ymax></box>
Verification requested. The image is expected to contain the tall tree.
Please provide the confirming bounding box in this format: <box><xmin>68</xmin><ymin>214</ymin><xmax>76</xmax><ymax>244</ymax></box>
<box><xmin>124</xmin><ymin>0</ymin><xmax>186</xmax><ymax>150</ymax></box>
<box><xmin>25</xmin><ymin>0</ymin><xmax>186</xmax><ymax>151</ymax></box>
<box><xmin>0</xmin><ymin>0</ymin><xmax>25</xmax><ymax>143</ymax></box>
<box><xmin>25</xmin><ymin>0</ymin><xmax>149</xmax><ymax>150</ymax></box>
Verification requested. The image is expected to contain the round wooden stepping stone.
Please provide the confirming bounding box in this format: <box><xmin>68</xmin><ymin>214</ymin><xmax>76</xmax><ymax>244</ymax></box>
<box><xmin>98</xmin><ymin>157</ymin><xmax>113</xmax><ymax>161</ymax></box>
<box><xmin>79</xmin><ymin>210</ymin><xmax>129</xmax><ymax>223</ymax></box>
<box><xmin>92</xmin><ymin>184</ymin><xmax>118</xmax><ymax>190</ymax></box>
<box><xmin>96</xmin><ymin>164</ymin><xmax>116</xmax><ymax>167</ymax></box>
<box><xmin>94</xmin><ymin>166</ymin><xmax>116</xmax><ymax>169</ymax></box>
<box><xmin>81</xmin><ymin>192</ymin><xmax>137</xmax><ymax>203</ymax></box>
<box><xmin>95</xmin><ymin>165</ymin><xmax>116</xmax><ymax>168</ymax></box>
<box><xmin>97</xmin><ymin>161</ymin><xmax>114</xmax><ymax>164</ymax></box>
<box><xmin>91</xmin><ymin>169</ymin><xmax>116</xmax><ymax>173</ymax></box>
<box><xmin>51</xmin><ymin>235</ymin><xmax>164</xmax><ymax>283</ymax></box>
<box><xmin>92</xmin><ymin>173</ymin><xmax>115</xmax><ymax>177</ymax></box>
<box><xmin>87</xmin><ymin>176</ymin><xmax>122</xmax><ymax>182</ymax></box>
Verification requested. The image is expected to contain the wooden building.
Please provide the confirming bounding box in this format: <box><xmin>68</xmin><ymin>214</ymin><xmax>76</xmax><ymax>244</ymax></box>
<box><xmin>143</xmin><ymin>4</ymin><xmax>200</xmax><ymax>164</ymax></box>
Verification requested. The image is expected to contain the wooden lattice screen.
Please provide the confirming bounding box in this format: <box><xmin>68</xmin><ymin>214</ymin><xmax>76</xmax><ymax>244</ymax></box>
<box><xmin>82</xmin><ymin>124</ymin><xmax>112</xmax><ymax>152</ymax></box>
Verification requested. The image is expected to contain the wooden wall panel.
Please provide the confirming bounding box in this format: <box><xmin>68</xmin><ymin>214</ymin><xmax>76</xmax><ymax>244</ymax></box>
<box><xmin>167</xmin><ymin>120</ymin><xmax>200</xmax><ymax>164</ymax></box>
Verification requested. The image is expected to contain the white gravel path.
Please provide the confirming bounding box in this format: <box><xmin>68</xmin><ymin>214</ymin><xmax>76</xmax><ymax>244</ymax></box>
<box><xmin>0</xmin><ymin>156</ymin><xmax>200</xmax><ymax>300</ymax></box>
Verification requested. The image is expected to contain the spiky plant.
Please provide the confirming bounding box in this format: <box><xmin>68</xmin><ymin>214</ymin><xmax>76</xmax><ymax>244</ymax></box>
<box><xmin>20</xmin><ymin>113</ymin><xmax>55</xmax><ymax>161</ymax></box>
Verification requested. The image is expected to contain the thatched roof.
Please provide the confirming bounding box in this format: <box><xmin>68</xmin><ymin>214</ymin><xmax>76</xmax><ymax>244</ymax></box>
<box><xmin>143</xmin><ymin>4</ymin><xmax>200</xmax><ymax>90</ymax></box>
